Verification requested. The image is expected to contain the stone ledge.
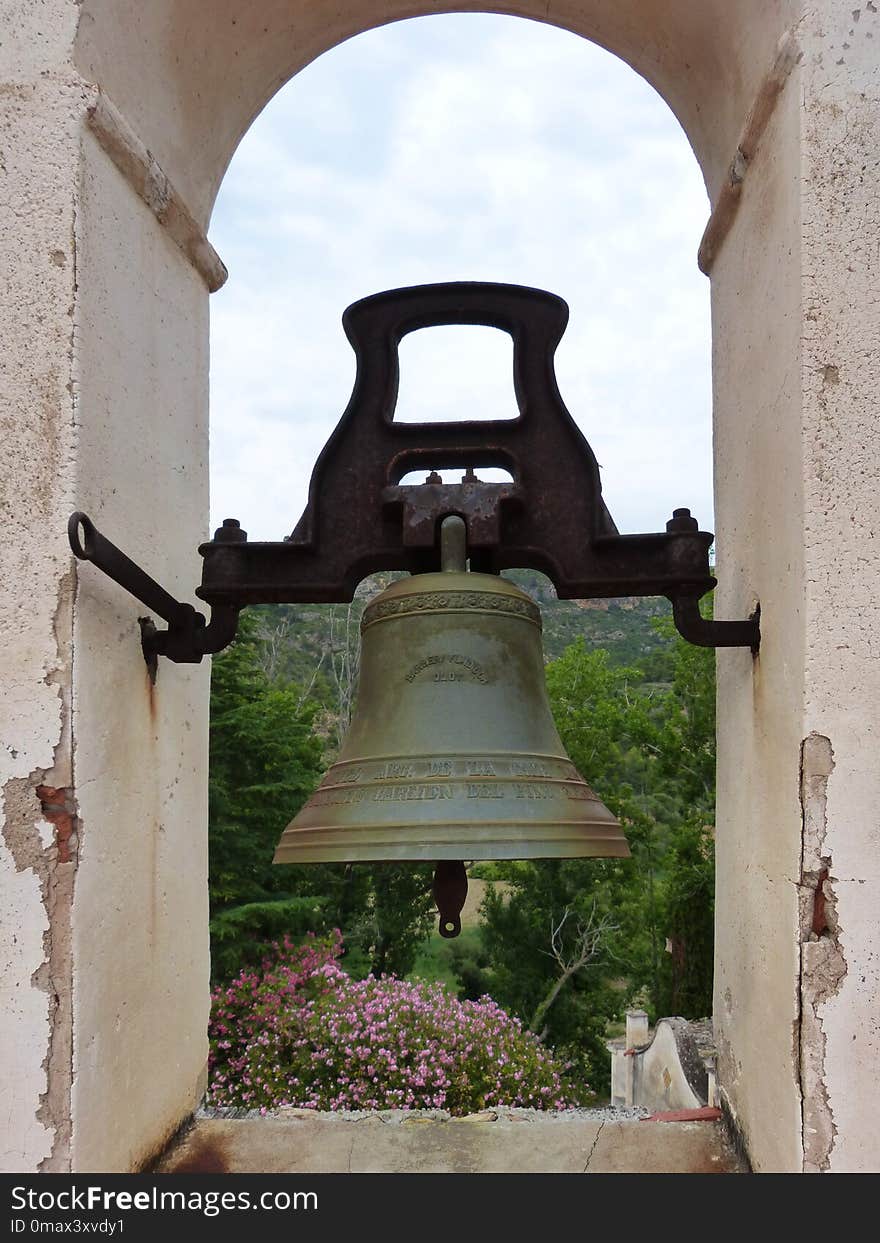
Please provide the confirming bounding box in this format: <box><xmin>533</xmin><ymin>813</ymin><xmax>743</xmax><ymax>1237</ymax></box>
<box><xmin>156</xmin><ymin>1109</ymin><xmax>744</xmax><ymax>1174</ymax></box>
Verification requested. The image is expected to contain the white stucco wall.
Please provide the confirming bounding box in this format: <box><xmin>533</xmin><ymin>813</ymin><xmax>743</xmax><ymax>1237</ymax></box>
<box><xmin>69</xmin><ymin>130</ymin><xmax>211</xmax><ymax>1172</ymax></box>
<box><xmin>798</xmin><ymin>1</ymin><xmax>880</xmax><ymax>1174</ymax></box>
<box><xmin>73</xmin><ymin>0</ymin><xmax>787</xmax><ymax>227</ymax></box>
<box><xmin>714</xmin><ymin>2</ymin><xmax>880</xmax><ymax>1172</ymax></box>
<box><xmin>711</xmin><ymin>48</ymin><xmax>807</xmax><ymax>1172</ymax></box>
<box><xmin>0</xmin><ymin>0</ymin><xmax>84</xmax><ymax>1173</ymax></box>
<box><xmin>1</xmin><ymin>0</ymin><xmax>211</xmax><ymax>1173</ymax></box>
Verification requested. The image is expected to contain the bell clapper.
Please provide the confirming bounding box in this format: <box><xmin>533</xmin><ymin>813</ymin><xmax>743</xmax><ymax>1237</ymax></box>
<box><xmin>433</xmin><ymin>860</ymin><xmax>468</xmax><ymax>939</ymax></box>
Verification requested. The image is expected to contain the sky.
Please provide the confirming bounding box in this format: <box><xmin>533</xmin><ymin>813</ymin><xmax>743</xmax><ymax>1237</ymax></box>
<box><xmin>208</xmin><ymin>14</ymin><xmax>713</xmax><ymax>546</ymax></box>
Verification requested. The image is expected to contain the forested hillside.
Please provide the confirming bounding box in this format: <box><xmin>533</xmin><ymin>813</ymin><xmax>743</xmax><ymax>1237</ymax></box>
<box><xmin>248</xmin><ymin>570</ymin><xmax>676</xmax><ymax>701</ymax></box>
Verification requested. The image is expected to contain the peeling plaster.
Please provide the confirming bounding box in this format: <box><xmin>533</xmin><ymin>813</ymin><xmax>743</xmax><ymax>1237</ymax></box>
<box><xmin>0</xmin><ymin>556</ymin><xmax>75</xmax><ymax>1173</ymax></box>
<box><xmin>797</xmin><ymin>733</ymin><xmax>846</xmax><ymax>1173</ymax></box>
<box><xmin>0</xmin><ymin>2</ymin><xmax>83</xmax><ymax>1167</ymax></box>
<box><xmin>1</xmin><ymin>574</ymin><xmax>78</xmax><ymax>1174</ymax></box>
<box><xmin>1</xmin><ymin>767</ymin><xmax>78</xmax><ymax>1173</ymax></box>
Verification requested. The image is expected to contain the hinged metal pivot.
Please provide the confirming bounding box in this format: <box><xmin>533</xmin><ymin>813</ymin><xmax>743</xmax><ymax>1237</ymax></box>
<box><xmin>67</xmin><ymin>513</ymin><xmax>239</xmax><ymax>673</ymax></box>
<box><xmin>67</xmin><ymin>281</ymin><xmax>760</xmax><ymax>665</ymax></box>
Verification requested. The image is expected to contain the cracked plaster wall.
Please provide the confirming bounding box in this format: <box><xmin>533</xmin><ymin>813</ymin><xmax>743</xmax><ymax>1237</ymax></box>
<box><xmin>713</xmin><ymin>1</ymin><xmax>880</xmax><ymax>1173</ymax></box>
<box><xmin>0</xmin><ymin>0</ymin><xmax>85</xmax><ymax>1173</ymax></box>
<box><xmin>798</xmin><ymin>0</ymin><xmax>880</xmax><ymax>1173</ymax></box>
<box><xmin>797</xmin><ymin>732</ymin><xmax>844</xmax><ymax>1172</ymax></box>
<box><xmin>1</xmin><ymin>0</ymin><xmax>210</xmax><ymax>1173</ymax></box>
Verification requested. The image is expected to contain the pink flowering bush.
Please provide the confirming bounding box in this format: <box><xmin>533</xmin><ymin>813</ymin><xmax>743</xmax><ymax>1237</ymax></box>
<box><xmin>207</xmin><ymin>932</ymin><xmax>583</xmax><ymax>1114</ymax></box>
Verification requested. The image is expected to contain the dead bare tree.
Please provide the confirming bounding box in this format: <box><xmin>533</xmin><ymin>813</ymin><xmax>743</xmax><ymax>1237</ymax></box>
<box><xmin>254</xmin><ymin>611</ymin><xmax>327</xmax><ymax>718</ymax></box>
<box><xmin>253</xmin><ymin>576</ymin><xmax>386</xmax><ymax>742</ymax></box>
<box><xmin>324</xmin><ymin>576</ymin><xmax>385</xmax><ymax>737</ymax></box>
<box><xmin>528</xmin><ymin>902</ymin><xmax>619</xmax><ymax>1037</ymax></box>
<box><xmin>254</xmin><ymin>613</ymin><xmax>294</xmax><ymax>684</ymax></box>
<box><xmin>326</xmin><ymin>599</ymin><xmax>362</xmax><ymax>735</ymax></box>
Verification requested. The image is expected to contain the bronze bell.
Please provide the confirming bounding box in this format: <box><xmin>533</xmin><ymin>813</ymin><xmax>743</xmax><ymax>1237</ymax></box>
<box><xmin>274</xmin><ymin>516</ymin><xmax>629</xmax><ymax>936</ymax></box>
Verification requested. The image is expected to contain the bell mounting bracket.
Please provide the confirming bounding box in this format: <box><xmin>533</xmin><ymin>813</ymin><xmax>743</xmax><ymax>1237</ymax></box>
<box><xmin>67</xmin><ymin>281</ymin><xmax>760</xmax><ymax>667</ymax></box>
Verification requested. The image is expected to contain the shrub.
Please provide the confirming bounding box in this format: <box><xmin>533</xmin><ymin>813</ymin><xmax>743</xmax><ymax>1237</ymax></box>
<box><xmin>207</xmin><ymin>933</ymin><xmax>584</xmax><ymax>1114</ymax></box>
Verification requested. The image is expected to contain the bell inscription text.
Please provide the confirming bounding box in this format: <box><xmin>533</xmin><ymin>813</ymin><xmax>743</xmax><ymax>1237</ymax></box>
<box><xmin>405</xmin><ymin>653</ymin><xmax>489</xmax><ymax>684</ymax></box>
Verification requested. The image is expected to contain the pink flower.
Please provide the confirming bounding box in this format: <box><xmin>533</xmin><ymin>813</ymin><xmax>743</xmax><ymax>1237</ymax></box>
<box><xmin>208</xmin><ymin>930</ymin><xmax>584</xmax><ymax>1115</ymax></box>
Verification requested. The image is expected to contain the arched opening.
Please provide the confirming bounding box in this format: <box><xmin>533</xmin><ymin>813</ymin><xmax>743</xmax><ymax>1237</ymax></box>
<box><xmin>208</xmin><ymin>14</ymin><xmax>712</xmax><ymax>541</ymax></box>
<box><xmin>204</xmin><ymin>12</ymin><xmax>715</xmax><ymax>1122</ymax></box>
<box><xmin>60</xmin><ymin>0</ymin><xmax>813</xmax><ymax>1173</ymax></box>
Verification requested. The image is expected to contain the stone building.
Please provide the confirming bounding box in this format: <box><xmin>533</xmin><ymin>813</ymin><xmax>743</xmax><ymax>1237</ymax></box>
<box><xmin>1</xmin><ymin>1</ymin><xmax>877</xmax><ymax>1173</ymax></box>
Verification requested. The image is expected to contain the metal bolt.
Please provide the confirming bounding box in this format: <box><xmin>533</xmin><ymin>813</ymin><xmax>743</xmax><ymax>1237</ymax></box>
<box><xmin>666</xmin><ymin>508</ymin><xmax>699</xmax><ymax>532</ymax></box>
<box><xmin>214</xmin><ymin>518</ymin><xmax>248</xmax><ymax>543</ymax></box>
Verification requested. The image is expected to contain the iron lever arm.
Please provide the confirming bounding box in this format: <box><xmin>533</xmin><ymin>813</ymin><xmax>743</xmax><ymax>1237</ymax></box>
<box><xmin>68</xmin><ymin>512</ymin><xmax>239</xmax><ymax>666</ymax></box>
<box><xmin>671</xmin><ymin>595</ymin><xmax>761</xmax><ymax>653</ymax></box>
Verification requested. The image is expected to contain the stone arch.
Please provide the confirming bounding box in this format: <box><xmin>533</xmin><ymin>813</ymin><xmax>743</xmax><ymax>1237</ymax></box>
<box><xmin>6</xmin><ymin>0</ymin><xmax>878</xmax><ymax>1177</ymax></box>
<box><xmin>75</xmin><ymin>1</ymin><xmax>787</xmax><ymax>225</ymax></box>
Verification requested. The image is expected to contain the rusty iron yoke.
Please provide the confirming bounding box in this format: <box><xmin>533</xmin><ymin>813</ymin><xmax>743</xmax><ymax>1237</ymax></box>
<box><xmin>67</xmin><ymin>282</ymin><xmax>760</xmax><ymax>669</ymax></box>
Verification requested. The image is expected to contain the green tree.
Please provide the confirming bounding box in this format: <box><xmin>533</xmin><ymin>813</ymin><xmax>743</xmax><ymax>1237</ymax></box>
<box><xmin>349</xmin><ymin>864</ymin><xmax>435</xmax><ymax>979</ymax></box>
<box><xmin>651</xmin><ymin>609</ymin><xmax>716</xmax><ymax>1016</ymax></box>
<box><xmin>209</xmin><ymin>610</ymin><xmax>436</xmax><ymax>981</ymax></box>
<box><xmin>478</xmin><ymin>859</ymin><xmax>626</xmax><ymax>1086</ymax></box>
<box><xmin>209</xmin><ymin>612</ymin><xmax>327</xmax><ymax>978</ymax></box>
<box><xmin>545</xmin><ymin>642</ymin><xmax>672</xmax><ymax>1012</ymax></box>
<box><xmin>473</xmin><ymin>620</ymin><xmax>717</xmax><ymax>1089</ymax></box>
<box><xmin>659</xmin><ymin>820</ymin><xmax>715</xmax><ymax>1016</ymax></box>
<box><xmin>653</xmin><ymin>612</ymin><xmax>716</xmax><ymax>808</ymax></box>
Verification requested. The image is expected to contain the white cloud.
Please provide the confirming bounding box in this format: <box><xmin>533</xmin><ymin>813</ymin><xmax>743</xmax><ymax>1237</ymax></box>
<box><xmin>208</xmin><ymin>14</ymin><xmax>713</xmax><ymax>547</ymax></box>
